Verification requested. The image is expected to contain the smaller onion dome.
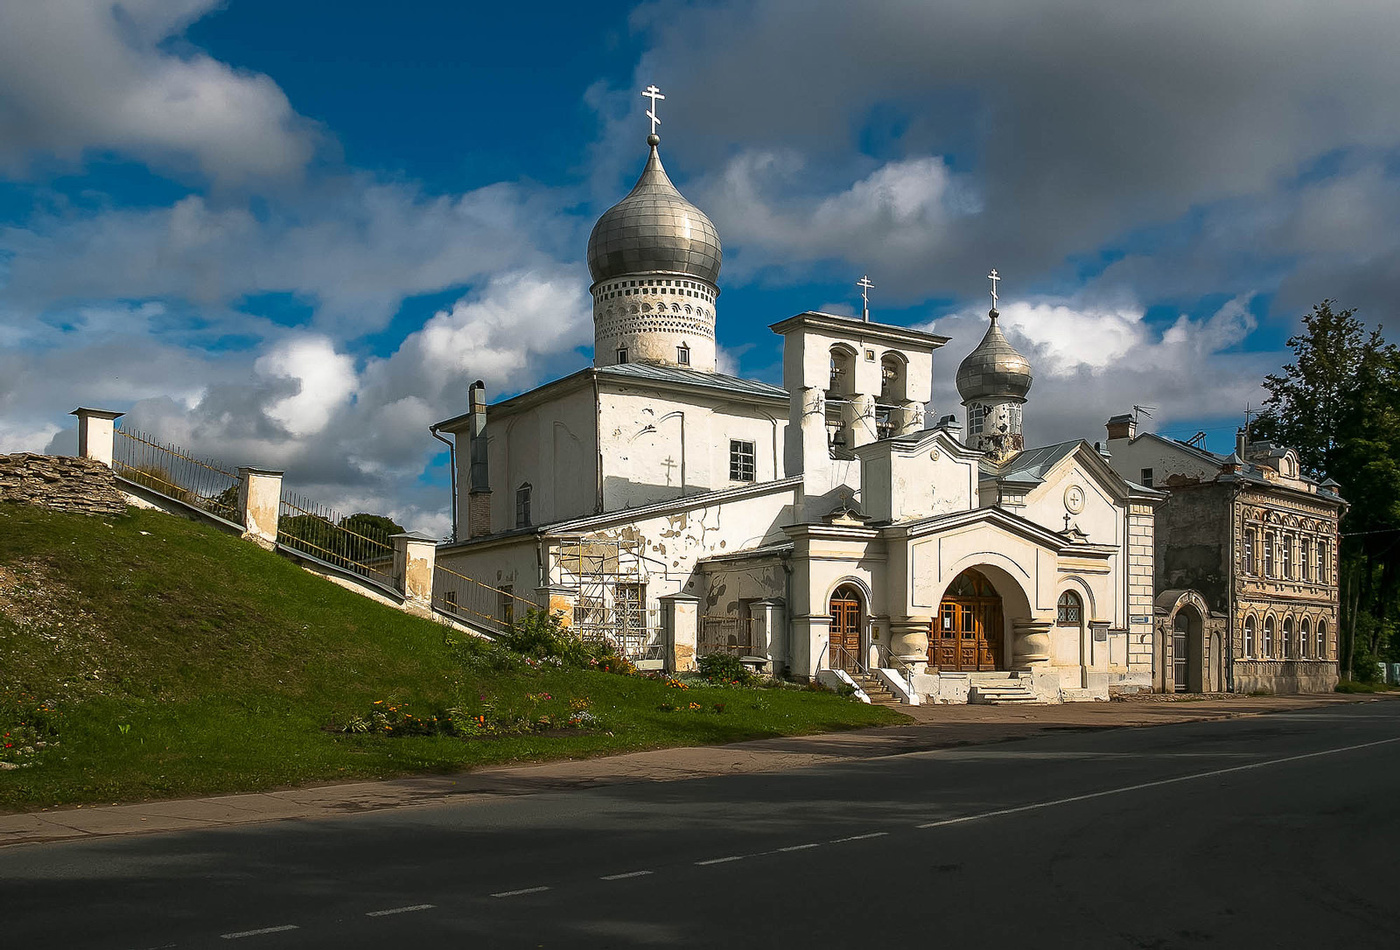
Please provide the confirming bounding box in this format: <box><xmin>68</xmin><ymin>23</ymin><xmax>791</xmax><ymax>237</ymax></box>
<box><xmin>956</xmin><ymin>309</ymin><xmax>1033</xmax><ymax>402</ymax></box>
<box><xmin>587</xmin><ymin>137</ymin><xmax>722</xmax><ymax>285</ymax></box>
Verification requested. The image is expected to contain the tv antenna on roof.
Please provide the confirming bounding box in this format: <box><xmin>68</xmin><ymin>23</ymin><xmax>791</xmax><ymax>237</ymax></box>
<box><xmin>1133</xmin><ymin>405</ymin><xmax>1156</xmax><ymax>423</ymax></box>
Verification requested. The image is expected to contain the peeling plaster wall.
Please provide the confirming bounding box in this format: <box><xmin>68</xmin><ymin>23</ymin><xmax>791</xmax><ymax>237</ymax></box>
<box><xmin>597</xmin><ymin>386</ymin><xmax>785</xmax><ymax>510</ymax></box>
<box><xmin>699</xmin><ymin>555</ymin><xmax>786</xmax><ymax>616</ymax></box>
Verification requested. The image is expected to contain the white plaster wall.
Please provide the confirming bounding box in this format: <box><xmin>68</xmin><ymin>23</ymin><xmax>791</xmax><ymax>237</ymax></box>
<box><xmin>1021</xmin><ymin>456</ymin><xmax>1122</xmax><ymax>549</ymax></box>
<box><xmin>1106</xmin><ymin>435</ymin><xmax>1219</xmax><ymax>485</ymax></box>
<box><xmin>476</xmin><ymin>391</ymin><xmax>599</xmax><ymax>533</ymax></box>
<box><xmin>598</xmin><ymin>388</ymin><xmax>785</xmax><ymax>510</ymax></box>
<box><xmin>858</xmin><ymin>433</ymin><xmax>980</xmax><ymax>524</ymax></box>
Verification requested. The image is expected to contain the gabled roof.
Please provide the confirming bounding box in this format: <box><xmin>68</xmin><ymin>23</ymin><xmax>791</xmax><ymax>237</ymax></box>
<box><xmin>984</xmin><ymin>440</ymin><xmax>1081</xmax><ymax>485</ymax></box>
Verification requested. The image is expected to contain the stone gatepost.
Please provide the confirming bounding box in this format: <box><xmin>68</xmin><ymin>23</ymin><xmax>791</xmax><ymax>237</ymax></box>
<box><xmin>660</xmin><ymin>592</ymin><xmax>699</xmax><ymax>674</ymax></box>
<box><xmin>537</xmin><ymin>584</ymin><xmax>578</xmax><ymax>627</ymax></box>
<box><xmin>70</xmin><ymin>408</ymin><xmax>124</xmax><ymax>468</ymax></box>
<box><xmin>237</xmin><ymin>468</ymin><xmax>283</xmax><ymax>548</ymax></box>
<box><xmin>391</xmin><ymin>531</ymin><xmax>438</xmax><ymax>615</ymax></box>
<box><xmin>749</xmin><ymin>599</ymin><xmax>785</xmax><ymax>672</ymax></box>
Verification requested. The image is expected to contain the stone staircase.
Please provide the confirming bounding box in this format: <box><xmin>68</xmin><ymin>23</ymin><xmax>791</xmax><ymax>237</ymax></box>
<box><xmin>967</xmin><ymin>671</ymin><xmax>1039</xmax><ymax>705</ymax></box>
<box><xmin>850</xmin><ymin>672</ymin><xmax>903</xmax><ymax>706</ymax></box>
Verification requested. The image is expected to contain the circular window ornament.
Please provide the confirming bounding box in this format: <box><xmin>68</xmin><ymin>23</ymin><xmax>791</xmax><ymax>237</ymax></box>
<box><xmin>1064</xmin><ymin>485</ymin><xmax>1086</xmax><ymax>514</ymax></box>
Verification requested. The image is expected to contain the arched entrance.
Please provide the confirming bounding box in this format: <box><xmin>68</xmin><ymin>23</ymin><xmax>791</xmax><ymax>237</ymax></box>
<box><xmin>828</xmin><ymin>585</ymin><xmax>863</xmax><ymax>671</ymax></box>
<box><xmin>930</xmin><ymin>568</ymin><xmax>1004</xmax><ymax>671</ymax></box>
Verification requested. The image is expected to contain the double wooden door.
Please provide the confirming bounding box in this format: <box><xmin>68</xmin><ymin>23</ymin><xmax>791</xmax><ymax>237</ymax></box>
<box><xmin>830</xmin><ymin>586</ymin><xmax>863</xmax><ymax>671</ymax></box>
<box><xmin>930</xmin><ymin>569</ymin><xmax>1004</xmax><ymax>671</ymax></box>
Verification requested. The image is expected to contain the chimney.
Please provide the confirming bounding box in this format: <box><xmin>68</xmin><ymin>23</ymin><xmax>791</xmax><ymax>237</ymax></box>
<box><xmin>1105</xmin><ymin>413</ymin><xmax>1136</xmax><ymax>441</ymax></box>
<box><xmin>467</xmin><ymin>380</ymin><xmax>492</xmax><ymax>538</ymax></box>
<box><xmin>1235</xmin><ymin>427</ymin><xmax>1248</xmax><ymax>458</ymax></box>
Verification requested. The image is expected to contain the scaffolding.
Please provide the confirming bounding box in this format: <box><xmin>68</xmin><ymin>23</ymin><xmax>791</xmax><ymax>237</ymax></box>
<box><xmin>553</xmin><ymin>534</ymin><xmax>663</xmax><ymax>660</ymax></box>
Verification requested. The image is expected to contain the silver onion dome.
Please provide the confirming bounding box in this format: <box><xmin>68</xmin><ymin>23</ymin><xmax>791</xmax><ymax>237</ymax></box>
<box><xmin>587</xmin><ymin>136</ymin><xmax>722</xmax><ymax>285</ymax></box>
<box><xmin>956</xmin><ymin>310</ymin><xmax>1033</xmax><ymax>402</ymax></box>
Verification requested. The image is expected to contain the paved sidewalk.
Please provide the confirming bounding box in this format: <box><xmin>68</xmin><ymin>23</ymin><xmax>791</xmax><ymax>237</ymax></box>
<box><xmin>2</xmin><ymin>692</ymin><xmax>1392</xmax><ymax>848</ymax></box>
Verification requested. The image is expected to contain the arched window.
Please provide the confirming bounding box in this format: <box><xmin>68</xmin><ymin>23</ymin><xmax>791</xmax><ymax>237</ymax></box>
<box><xmin>1300</xmin><ymin>618</ymin><xmax>1311</xmax><ymax>658</ymax></box>
<box><xmin>1057</xmin><ymin>590</ymin><xmax>1083</xmax><ymax>625</ymax></box>
<box><xmin>1317</xmin><ymin>620</ymin><xmax>1327</xmax><ymax>659</ymax></box>
<box><xmin>1263</xmin><ymin>616</ymin><xmax>1275</xmax><ymax>658</ymax></box>
<box><xmin>1282</xmin><ymin>617</ymin><xmax>1294</xmax><ymax>659</ymax></box>
<box><xmin>879</xmin><ymin>353</ymin><xmax>907</xmax><ymax>403</ymax></box>
<box><xmin>1243</xmin><ymin>615</ymin><xmax>1256</xmax><ymax>658</ymax></box>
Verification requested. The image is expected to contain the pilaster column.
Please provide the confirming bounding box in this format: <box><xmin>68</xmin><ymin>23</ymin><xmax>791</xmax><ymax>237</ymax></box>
<box><xmin>69</xmin><ymin>408</ymin><xmax>124</xmax><ymax>468</ymax></box>
<box><xmin>660</xmin><ymin>592</ymin><xmax>699</xmax><ymax>673</ymax></box>
<box><xmin>237</xmin><ymin>467</ymin><xmax>283</xmax><ymax>548</ymax></box>
<box><xmin>537</xmin><ymin>583</ymin><xmax>578</xmax><ymax>627</ymax></box>
<box><xmin>391</xmin><ymin>531</ymin><xmax>438</xmax><ymax>615</ymax></box>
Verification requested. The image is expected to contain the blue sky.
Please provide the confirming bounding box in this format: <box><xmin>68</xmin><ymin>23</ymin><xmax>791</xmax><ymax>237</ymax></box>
<box><xmin>2</xmin><ymin>1</ymin><xmax>1397</xmax><ymax>533</ymax></box>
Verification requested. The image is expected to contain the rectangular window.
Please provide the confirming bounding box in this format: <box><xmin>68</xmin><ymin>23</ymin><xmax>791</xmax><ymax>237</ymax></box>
<box><xmin>1282</xmin><ymin>533</ymin><xmax>1293</xmax><ymax>579</ymax></box>
<box><xmin>1141</xmin><ymin>467</ymin><xmax>1154</xmax><ymax>488</ymax></box>
<box><xmin>1318</xmin><ymin>541</ymin><xmax>1328</xmax><ymax>583</ymax></box>
<box><xmin>729</xmin><ymin>439</ymin><xmax>756</xmax><ymax>482</ymax></box>
<box><xmin>615</xmin><ymin>583</ymin><xmax>646</xmax><ymax>633</ymax></box>
<box><xmin>616</xmin><ymin>348</ymin><xmax>628</xmax><ymax>363</ymax></box>
<box><xmin>677</xmin><ymin>344</ymin><xmax>690</xmax><ymax>366</ymax></box>
<box><xmin>1244</xmin><ymin>618</ymin><xmax>1255</xmax><ymax>658</ymax></box>
<box><xmin>1300</xmin><ymin>538</ymin><xmax>1312</xmax><ymax>582</ymax></box>
<box><xmin>1264</xmin><ymin>531</ymin><xmax>1275</xmax><ymax>578</ymax></box>
<box><xmin>515</xmin><ymin>484</ymin><xmax>531</xmax><ymax>528</ymax></box>
<box><xmin>1244</xmin><ymin>528</ymin><xmax>1257</xmax><ymax>575</ymax></box>
<box><xmin>968</xmin><ymin>403</ymin><xmax>987</xmax><ymax>437</ymax></box>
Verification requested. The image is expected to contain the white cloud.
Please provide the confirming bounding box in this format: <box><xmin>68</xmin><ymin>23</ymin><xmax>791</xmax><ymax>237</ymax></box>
<box><xmin>0</xmin><ymin>0</ymin><xmax>318</xmax><ymax>184</ymax></box>
<box><xmin>254</xmin><ymin>336</ymin><xmax>358</xmax><ymax>438</ymax></box>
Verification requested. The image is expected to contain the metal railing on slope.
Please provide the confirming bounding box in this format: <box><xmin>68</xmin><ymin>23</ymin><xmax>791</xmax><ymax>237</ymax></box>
<box><xmin>112</xmin><ymin>427</ymin><xmax>243</xmax><ymax>524</ymax></box>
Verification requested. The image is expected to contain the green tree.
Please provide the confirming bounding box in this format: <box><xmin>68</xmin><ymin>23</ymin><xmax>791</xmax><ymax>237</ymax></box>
<box><xmin>1253</xmin><ymin>301</ymin><xmax>1400</xmax><ymax>679</ymax></box>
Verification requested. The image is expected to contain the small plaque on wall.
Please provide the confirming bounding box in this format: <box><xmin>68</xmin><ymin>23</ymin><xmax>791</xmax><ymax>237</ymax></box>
<box><xmin>1093</xmin><ymin>628</ymin><xmax>1109</xmax><ymax>642</ymax></box>
<box><xmin>1129</xmin><ymin>614</ymin><xmax>1151</xmax><ymax>625</ymax></box>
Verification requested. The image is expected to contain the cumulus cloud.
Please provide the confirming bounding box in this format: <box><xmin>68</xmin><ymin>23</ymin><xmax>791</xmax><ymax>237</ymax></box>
<box><xmin>0</xmin><ymin>0</ymin><xmax>319</xmax><ymax>184</ymax></box>
<box><xmin>254</xmin><ymin>336</ymin><xmax>358</xmax><ymax>438</ymax></box>
<box><xmin>928</xmin><ymin>295</ymin><xmax>1266</xmax><ymax>446</ymax></box>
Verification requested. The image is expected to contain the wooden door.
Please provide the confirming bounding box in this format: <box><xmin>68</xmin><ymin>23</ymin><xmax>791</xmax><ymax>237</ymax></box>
<box><xmin>829</xmin><ymin>586</ymin><xmax>862</xmax><ymax>670</ymax></box>
<box><xmin>930</xmin><ymin>570</ymin><xmax>1004</xmax><ymax>672</ymax></box>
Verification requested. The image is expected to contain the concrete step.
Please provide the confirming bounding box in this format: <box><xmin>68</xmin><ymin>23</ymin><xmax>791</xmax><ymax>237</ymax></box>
<box><xmin>968</xmin><ymin>682</ymin><xmax>1039</xmax><ymax>705</ymax></box>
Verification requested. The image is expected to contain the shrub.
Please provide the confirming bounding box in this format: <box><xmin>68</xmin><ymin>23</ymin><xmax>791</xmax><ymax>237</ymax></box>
<box><xmin>696</xmin><ymin>652</ymin><xmax>755</xmax><ymax>686</ymax></box>
<box><xmin>498</xmin><ymin>609</ymin><xmax>630</xmax><ymax>672</ymax></box>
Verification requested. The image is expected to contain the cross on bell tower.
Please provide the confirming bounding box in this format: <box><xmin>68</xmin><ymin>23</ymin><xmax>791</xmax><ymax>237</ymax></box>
<box><xmin>642</xmin><ymin>84</ymin><xmax>665</xmax><ymax>140</ymax></box>
<box><xmin>857</xmin><ymin>275</ymin><xmax>875</xmax><ymax>323</ymax></box>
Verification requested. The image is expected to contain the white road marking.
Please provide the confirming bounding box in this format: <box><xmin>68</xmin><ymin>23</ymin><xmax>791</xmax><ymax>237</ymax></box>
<box><xmin>777</xmin><ymin>843</ymin><xmax>821</xmax><ymax>852</ymax></box>
<box><xmin>366</xmin><ymin>904</ymin><xmax>435</xmax><ymax>917</ymax></box>
<box><xmin>829</xmin><ymin>832</ymin><xmax>889</xmax><ymax>843</ymax></box>
<box><xmin>600</xmin><ymin>871</ymin><xmax>654</xmax><ymax>881</ymax></box>
<box><xmin>220</xmin><ymin>924</ymin><xmax>298</xmax><ymax>939</ymax></box>
<box><xmin>491</xmin><ymin>886</ymin><xmax>551</xmax><ymax>898</ymax></box>
<box><xmin>915</xmin><ymin>735</ymin><xmax>1400</xmax><ymax>830</ymax></box>
<box><xmin>695</xmin><ymin>855</ymin><xmax>748</xmax><ymax>866</ymax></box>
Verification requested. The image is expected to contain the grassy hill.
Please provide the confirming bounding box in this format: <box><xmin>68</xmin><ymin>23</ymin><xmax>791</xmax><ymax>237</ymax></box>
<box><xmin>0</xmin><ymin>503</ymin><xmax>897</xmax><ymax>811</ymax></box>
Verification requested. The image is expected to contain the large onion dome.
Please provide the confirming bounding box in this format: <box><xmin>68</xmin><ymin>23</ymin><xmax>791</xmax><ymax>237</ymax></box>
<box><xmin>586</xmin><ymin>136</ymin><xmax>722</xmax><ymax>285</ymax></box>
<box><xmin>956</xmin><ymin>310</ymin><xmax>1033</xmax><ymax>402</ymax></box>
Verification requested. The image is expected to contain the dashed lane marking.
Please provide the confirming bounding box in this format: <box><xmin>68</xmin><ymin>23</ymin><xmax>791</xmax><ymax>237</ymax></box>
<box><xmin>695</xmin><ymin>855</ymin><xmax>748</xmax><ymax>866</ymax></box>
<box><xmin>829</xmin><ymin>832</ymin><xmax>888</xmax><ymax>843</ymax></box>
<box><xmin>915</xmin><ymin>735</ymin><xmax>1400</xmax><ymax>831</ymax></box>
<box><xmin>220</xmin><ymin>925</ymin><xmax>299</xmax><ymax>939</ymax></box>
<box><xmin>600</xmin><ymin>871</ymin><xmax>654</xmax><ymax>881</ymax></box>
<box><xmin>366</xmin><ymin>904</ymin><xmax>436</xmax><ymax>917</ymax></box>
<box><xmin>777</xmin><ymin>843</ymin><xmax>821</xmax><ymax>852</ymax></box>
<box><xmin>491</xmin><ymin>886</ymin><xmax>551</xmax><ymax>898</ymax></box>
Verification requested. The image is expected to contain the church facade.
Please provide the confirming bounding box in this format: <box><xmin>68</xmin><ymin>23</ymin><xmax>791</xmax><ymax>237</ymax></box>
<box><xmin>432</xmin><ymin>121</ymin><xmax>1164</xmax><ymax>703</ymax></box>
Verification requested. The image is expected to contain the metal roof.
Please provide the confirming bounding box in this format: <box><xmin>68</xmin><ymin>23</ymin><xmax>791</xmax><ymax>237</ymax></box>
<box><xmin>597</xmin><ymin>362</ymin><xmax>787</xmax><ymax>400</ymax></box>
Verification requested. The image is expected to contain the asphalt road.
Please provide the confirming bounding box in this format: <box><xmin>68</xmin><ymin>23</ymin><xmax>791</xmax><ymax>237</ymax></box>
<box><xmin>5</xmin><ymin>701</ymin><xmax>1400</xmax><ymax>949</ymax></box>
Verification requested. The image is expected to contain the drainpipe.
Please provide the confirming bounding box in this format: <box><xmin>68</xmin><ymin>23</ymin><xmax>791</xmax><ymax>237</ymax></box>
<box><xmin>593</xmin><ymin>372</ymin><xmax>604</xmax><ymax>514</ymax></box>
<box><xmin>430</xmin><ymin>424</ymin><xmax>456</xmax><ymax>543</ymax></box>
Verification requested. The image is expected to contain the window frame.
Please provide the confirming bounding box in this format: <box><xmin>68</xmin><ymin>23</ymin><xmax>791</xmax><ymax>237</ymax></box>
<box><xmin>1243</xmin><ymin>615</ymin><xmax>1256</xmax><ymax>658</ymax></box>
<box><xmin>1056</xmin><ymin>590</ymin><xmax>1083</xmax><ymax>625</ymax></box>
<box><xmin>515</xmin><ymin>482</ymin><xmax>532</xmax><ymax>528</ymax></box>
<box><xmin>729</xmin><ymin>438</ymin><xmax>756</xmax><ymax>482</ymax></box>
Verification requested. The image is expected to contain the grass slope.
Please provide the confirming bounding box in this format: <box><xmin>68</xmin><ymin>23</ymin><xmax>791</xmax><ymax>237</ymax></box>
<box><xmin>0</xmin><ymin>504</ymin><xmax>897</xmax><ymax>811</ymax></box>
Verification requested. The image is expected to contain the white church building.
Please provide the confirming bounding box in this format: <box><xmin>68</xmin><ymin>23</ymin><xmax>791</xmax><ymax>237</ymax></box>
<box><xmin>432</xmin><ymin>112</ymin><xmax>1164</xmax><ymax>704</ymax></box>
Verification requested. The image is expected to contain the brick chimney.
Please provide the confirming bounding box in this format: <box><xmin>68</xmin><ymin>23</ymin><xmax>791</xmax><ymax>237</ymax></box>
<box><xmin>466</xmin><ymin>380</ymin><xmax>492</xmax><ymax>538</ymax></box>
<box><xmin>1105</xmin><ymin>413</ymin><xmax>1137</xmax><ymax>441</ymax></box>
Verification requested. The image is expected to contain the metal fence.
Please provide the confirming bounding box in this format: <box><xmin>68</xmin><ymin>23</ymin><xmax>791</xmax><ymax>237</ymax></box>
<box><xmin>277</xmin><ymin>492</ymin><xmax>395</xmax><ymax>585</ymax></box>
<box><xmin>112</xmin><ymin>427</ymin><xmax>243</xmax><ymax>524</ymax></box>
<box><xmin>433</xmin><ymin>563</ymin><xmax>539</xmax><ymax>637</ymax></box>
<box><xmin>699</xmin><ymin>615</ymin><xmax>756</xmax><ymax>657</ymax></box>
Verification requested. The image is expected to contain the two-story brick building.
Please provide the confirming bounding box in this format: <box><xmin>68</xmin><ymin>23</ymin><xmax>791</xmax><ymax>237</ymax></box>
<box><xmin>1105</xmin><ymin>414</ymin><xmax>1346</xmax><ymax>693</ymax></box>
